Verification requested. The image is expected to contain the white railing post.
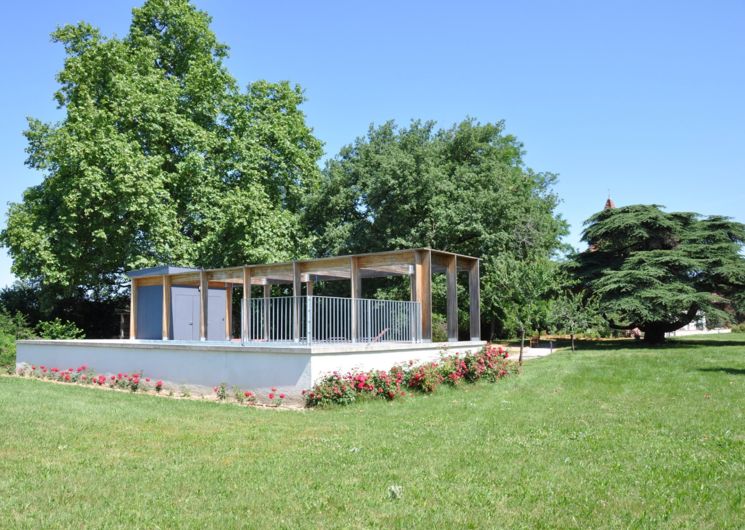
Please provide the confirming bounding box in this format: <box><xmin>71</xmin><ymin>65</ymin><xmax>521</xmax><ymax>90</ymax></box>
<box><xmin>306</xmin><ymin>295</ymin><xmax>313</xmax><ymax>345</ymax></box>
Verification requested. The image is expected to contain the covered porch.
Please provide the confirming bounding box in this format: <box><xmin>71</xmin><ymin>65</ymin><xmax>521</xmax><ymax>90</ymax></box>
<box><xmin>127</xmin><ymin>248</ymin><xmax>481</xmax><ymax>345</ymax></box>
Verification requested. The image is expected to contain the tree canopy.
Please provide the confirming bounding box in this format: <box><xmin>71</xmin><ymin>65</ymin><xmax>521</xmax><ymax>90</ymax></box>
<box><xmin>569</xmin><ymin>204</ymin><xmax>745</xmax><ymax>343</ymax></box>
<box><xmin>1</xmin><ymin>0</ymin><xmax>322</xmax><ymax>301</ymax></box>
<box><xmin>305</xmin><ymin>119</ymin><xmax>568</xmax><ymax>337</ymax></box>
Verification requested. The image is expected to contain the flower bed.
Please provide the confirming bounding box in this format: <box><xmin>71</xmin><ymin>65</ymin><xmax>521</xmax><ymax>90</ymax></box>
<box><xmin>13</xmin><ymin>364</ymin><xmax>287</xmax><ymax>407</ymax></box>
<box><xmin>303</xmin><ymin>344</ymin><xmax>517</xmax><ymax>407</ymax></box>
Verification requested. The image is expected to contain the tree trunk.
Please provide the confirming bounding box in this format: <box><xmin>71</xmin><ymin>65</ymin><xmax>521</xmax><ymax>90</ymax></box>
<box><xmin>519</xmin><ymin>327</ymin><xmax>525</xmax><ymax>365</ymax></box>
<box><xmin>571</xmin><ymin>333</ymin><xmax>575</xmax><ymax>352</ymax></box>
<box><xmin>643</xmin><ymin>326</ymin><xmax>666</xmax><ymax>344</ymax></box>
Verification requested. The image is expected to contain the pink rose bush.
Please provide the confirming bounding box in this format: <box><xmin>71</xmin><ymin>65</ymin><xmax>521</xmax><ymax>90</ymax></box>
<box><xmin>304</xmin><ymin>344</ymin><xmax>516</xmax><ymax>407</ymax></box>
<box><xmin>15</xmin><ymin>364</ymin><xmax>288</xmax><ymax>406</ymax></box>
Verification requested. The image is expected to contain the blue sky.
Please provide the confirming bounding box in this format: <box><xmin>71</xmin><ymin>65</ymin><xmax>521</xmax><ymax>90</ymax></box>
<box><xmin>1</xmin><ymin>0</ymin><xmax>743</xmax><ymax>287</ymax></box>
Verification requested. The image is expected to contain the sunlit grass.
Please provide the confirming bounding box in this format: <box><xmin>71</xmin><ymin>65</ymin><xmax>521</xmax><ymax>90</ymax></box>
<box><xmin>1</xmin><ymin>334</ymin><xmax>744</xmax><ymax>528</ymax></box>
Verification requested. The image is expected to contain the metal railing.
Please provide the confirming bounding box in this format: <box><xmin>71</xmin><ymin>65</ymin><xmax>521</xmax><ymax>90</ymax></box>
<box><xmin>241</xmin><ymin>296</ymin><xmax>421</xmax><ymax>345</ymax></box>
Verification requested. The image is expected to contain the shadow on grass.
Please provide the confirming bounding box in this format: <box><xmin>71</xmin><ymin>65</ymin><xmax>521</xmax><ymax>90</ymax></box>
<box><xmin>567</xmin><ymin>336</ymin><xmax>745</xmax><ymax>352</ymax></box>
<box><xmin>697</xmin><ymin>367</ymin><xmax>745</xmax><ymax>376</ymax></box>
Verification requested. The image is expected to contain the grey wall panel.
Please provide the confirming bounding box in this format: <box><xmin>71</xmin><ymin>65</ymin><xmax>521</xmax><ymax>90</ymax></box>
<box><xmin>136</xmin><ymin>285</ymin><xmax>163</xmax><ymax>340</ymax></box>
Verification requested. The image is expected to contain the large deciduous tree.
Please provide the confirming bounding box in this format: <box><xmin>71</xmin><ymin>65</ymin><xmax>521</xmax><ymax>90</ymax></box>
<box><xmin>305</xmin><ymin>119</ymin><xmax>567</xmax><ymax>338</ymax></box>
<box><xmin>1</xmin><ymin>0</ymin><xmax>322</xmax><ymax>304</ymax></box>
<box><xmin>570</xmin><ymin>205</ymin><xmax>745</xmax><ymax>343</ymax></box>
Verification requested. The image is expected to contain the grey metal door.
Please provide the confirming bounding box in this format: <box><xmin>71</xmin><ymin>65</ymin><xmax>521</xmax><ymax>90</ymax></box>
<box><xmin>208</xmin><ymin>292</ymin><xmax>226</xmax><ymax>340</ymax></box>
<box><xmin>173</xmin><ymin>292</ymin><xmax>199</xmax><ymax>340</ymax></box>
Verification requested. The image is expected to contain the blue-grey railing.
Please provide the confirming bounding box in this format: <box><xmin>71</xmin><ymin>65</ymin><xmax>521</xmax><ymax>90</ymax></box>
<box><xmin>241</xmin><ymin>296</ymin><xmax>421</xmax><ymax>345</ymax></box>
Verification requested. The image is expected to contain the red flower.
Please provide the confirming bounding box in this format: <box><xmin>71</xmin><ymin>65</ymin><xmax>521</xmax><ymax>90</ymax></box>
<box><xmin>268</xmin><ymin>393</ymin><xmax>275</xmax><ymax>400</ymax></box>
<box><xmin>279</xmin><ymin>393</ymin><xmax>285</xmax><ymax>399</ymax></box>
<box><xmin>244</xmin><ymin>391</ymin><xmax>253</xmax><ymax>398</ymax></box>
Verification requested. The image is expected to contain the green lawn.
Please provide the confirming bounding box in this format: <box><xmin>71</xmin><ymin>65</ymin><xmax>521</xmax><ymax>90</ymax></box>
<box><xmin>1</xmin><ymin>335</ymin><xmax>744</xmax><ymax>529</ymax></box>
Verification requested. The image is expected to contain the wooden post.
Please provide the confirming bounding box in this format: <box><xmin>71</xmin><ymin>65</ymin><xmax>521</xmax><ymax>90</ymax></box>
<box><xmin>446</xmin><ymin>254</ymin><xmax>458</xmax><ymax>342</ymax></box>
<box><xmin>199</xmin><ymin>271</ymin><xmax>208</xmax><ymax>341</ymax></box>
<box><xmin>414</xmin><ymin>250</ymin><xmax>432</xmax><ymax>341</ymax></box>
<box><xmin>129</xmin><ymin>278</ymin><xmax>138</xmax><ymax>339</ymax></box>
<box><xmin>292</xmin><ymin>262</ymin><xmax>301</xmax><ymax>342</ymax></box>
<box><xmin>350</xmin><ymin>256</ymin><xmax>361</xmax><ymax>342</ymax></box>
<box><xmin>306</xmin><ymin>278</ymin><xmax>314</xmax><ymax>296</ymax></box>
<box><xmin>263</xmin><ymin>284</ymin><xmax>270</xmax><ymax>341</ymax></box>
<box><xmin>242</xmin><ymin>266</ymin><xmax>251</xmax><ymax>342</ymax></box>
<box><xmin>468</xmin><ymin>260</ymin><xmax>481</xmax><ymax>340</ymax></box>
<box><xmin>162</xmin><ymin>275</ymin><xmax>171</xmax><ymax>340</ymax></box>
<box><xmin>225</xmin><ymin>283</ymin><xmax>232</xmax><ymax>341</ymax></box>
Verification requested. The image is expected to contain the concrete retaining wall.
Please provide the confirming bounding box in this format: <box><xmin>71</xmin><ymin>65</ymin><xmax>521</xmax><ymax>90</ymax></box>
<box><xmin>16</xmin><ymin>339</ymin><xmax>485</xmax><ymax>399</ymax></box>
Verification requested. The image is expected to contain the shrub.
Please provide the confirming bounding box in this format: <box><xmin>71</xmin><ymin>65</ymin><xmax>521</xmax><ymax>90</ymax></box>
<box><xmin>36</xmin><ymin>318</ymin><xmax>85</xmax><ymax>340</ymax></box>
<box><xmin>213</xmin><ymin>383</ymin><xmax>228</xmax><ymax>401</ymax></box>
<box><xmin>304</xmin><ymin>344</ymin><xmax>515</xmax><ymax>407</ymax></box>
<box><xmin>407</xmin><ymin>362</ymin><xmax>443</xmax><ymax>393</ymax></box>
<box><xmin>731</xmin><ymin>322</ymin><xmax>745</xmax><ymax>333</ymax></box>
<box><xmin>0</xmin><ymin>310</ymin><xmax>35</xmax><ymax>369</ymax></box>
<box><xmin>431</xmin><ymin>313</ymin><xmax>448</xmax><ymax>342</ymax></box>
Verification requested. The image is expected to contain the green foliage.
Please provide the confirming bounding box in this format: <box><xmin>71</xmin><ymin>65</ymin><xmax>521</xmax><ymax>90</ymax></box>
<box><xmin>1</xmin><ymin>0</ymin><xmax>322</xmax><ymax>299</ymax></box>
<box><xmin>431</xmin><ymin>313</ymin><xmax>448</xmax><ymax>342</ymax></box>
<box><xmin>570</xmin><ymin>205</ymin><xmax>745</xmax><ymax>342</ymax></box>
<box><xmin>549</xmin><ymin>291</ymin><xmax>604</xmax><ymax>349</ymax></box>
<box><xmin>36</xmin><ymin>318</ymin><xmax>85</xmax><ymax>340</ymax></box>
<box><xmin>0</xmin><ymin>311</ymin><xmax>35</xmax><ymax>369</ymax></box>
<box><xmin>305</xmin><ymin>119</ymin><xmax>567</xmax><ymax>338</ymax></box>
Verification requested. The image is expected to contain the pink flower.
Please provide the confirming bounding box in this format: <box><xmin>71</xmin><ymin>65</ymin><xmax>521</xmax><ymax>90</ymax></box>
<box><xmin>279</xmin><ymin>393</ymin><xmax>285</xmax><ymax>399</ymax></box>
<box><xmin>145</xmin><ymin>378</ymin><xmax>150</xmax><ymax>382</ymax></box>
<box><xmin>244</xmin><ymin>391</ymin><xmax>254</xmax><ymax>398</ymax></box>
<box><xmin>268</xmin><ymin>393</ymin><xmax>275</xmax><ymax>400</ymax></box>
<box><xmin>271</xmin><ymin>387</ymin><xmax>277</xmax><ymax>392</ymax></box>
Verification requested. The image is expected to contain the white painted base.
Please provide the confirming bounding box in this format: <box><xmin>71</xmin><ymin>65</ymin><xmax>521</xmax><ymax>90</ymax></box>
<box><xmin>16</xmin><ymin>339</ymin><xmax>485</xmax><ymax>401</ymax></box>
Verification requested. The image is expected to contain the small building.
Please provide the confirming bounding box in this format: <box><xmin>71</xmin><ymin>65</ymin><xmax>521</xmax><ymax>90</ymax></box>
<box><xmin>17</xmin><ymin>248</ymin><xmax>485</xmax><ymax>399</ymax></box>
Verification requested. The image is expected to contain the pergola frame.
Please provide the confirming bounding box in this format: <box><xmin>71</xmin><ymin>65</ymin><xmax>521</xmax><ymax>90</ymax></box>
<box><xmin>129</xmin><ymin>248</ymin><xmax>480</xmax><ymax>343</ymax></box>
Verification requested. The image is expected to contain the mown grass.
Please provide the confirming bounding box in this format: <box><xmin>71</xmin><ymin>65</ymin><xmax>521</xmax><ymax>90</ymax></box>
<box><xmin>1</xmin><ymin>334</ymin><xmax>744</xmax><ymax>528</ymax></box>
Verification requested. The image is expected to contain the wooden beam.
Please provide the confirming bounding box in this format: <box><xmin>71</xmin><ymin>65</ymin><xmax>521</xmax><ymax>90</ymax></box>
<box><xmin>350</xmin><ymin>257</ymin><xmax>361</xmax><ymax>342</ymax></box>
<box><xmin>293</xmin><ymin>262</ymin><xmax>301</xmax><ymax>342</ymax></box>
<box><xmin>199</xmin><ymin>271</ymin><xmax>208</xmax><ymax>341</ymax></box>
<box><xmin>169</xmin><ymin>272</ymin><xmax>200</xmax><ymax>285</ymax></box>
<box><xmin>225</xmin><ymin>284</ymin><xmax>232</xmax><ymax>341</ymax></box>
<box><xmin>162</xmin><ymin>275</ymin><xmax>171</xmax><ymax>340</ymax></box>
<box><xmin>414</xmin><ymin>250</ymin><xmax>432</xmax><ymax>341</ymax></box>
<box><xmin>242</xmin><ymin>266</ymin><xmax>251</xmax><ymax>341</ymax></box>
<box><xmin>469</xmin><ymin>259</ymin><xmax>481</xmax><ymax>340</ymax></box>
<box><xmin>129</xmin><ymin>278</ymin><xmax>138</xmax><ymax>339</ymax></box>
<box><xmin>357</xmin><ymin>250</ymin><xmax>415</xmax><ymax>270</ymax></box>
<box><xmin>446</xmin><ymin>254</ymin><xmax>458</xmax><ymax>342</ymax></box>
<box><xmin>135</xmin><ymin>276</ymin><xmax>164</xmax><ymax>287</ymax></box>
<box><xmin>263</xmin><ymin>284</ymin><xmax>271</xmax><ymax>341</ymax></box>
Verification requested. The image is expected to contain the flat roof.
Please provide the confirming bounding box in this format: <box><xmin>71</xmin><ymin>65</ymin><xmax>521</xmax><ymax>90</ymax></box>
<box><xmin>127</xmin><ymin>247</ymin><xmax>479</xmax><ymax>285</ymax></box>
